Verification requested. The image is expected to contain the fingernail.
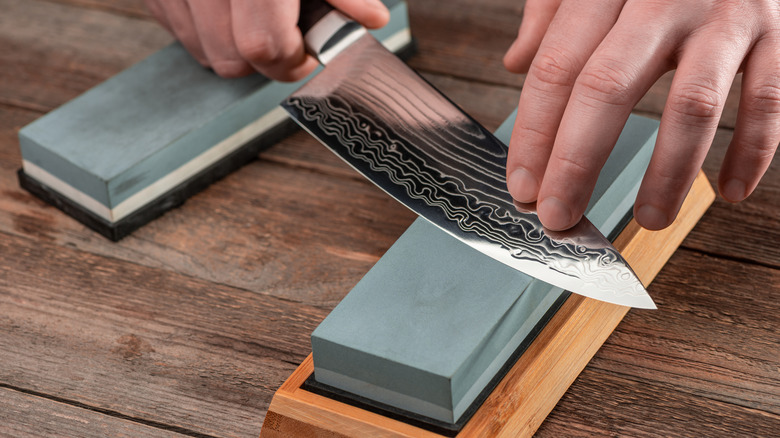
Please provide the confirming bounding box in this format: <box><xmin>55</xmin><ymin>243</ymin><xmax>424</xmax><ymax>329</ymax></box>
<box><xmin>721</xmin><ymin>178</ymin><xmax>746</xmax><ymax>203</ymax></box>
<box><xmin>538</xmin><ymin>197</ymin><xmax>573</xmax><ymax>231</ymax></box>
<box><xmin>507</xmin><ymin>168</ymin><xmax>539</xmax><ymax>202</ymax></box>
<box><xmin>361</xmin><ymin>0</ymin><xmax>390</xmax><ymax>27</ymax></box>
<box><xmin>636</xmin><ymin>204</ymin><xmax>669</xmax><ymax>230</ymax></box>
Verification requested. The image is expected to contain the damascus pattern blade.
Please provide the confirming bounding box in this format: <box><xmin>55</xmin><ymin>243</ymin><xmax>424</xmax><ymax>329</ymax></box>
<box><xmin>282</xmin><ymin>34</ymin><xmax>655</xmax><ymax>309</ymax></box>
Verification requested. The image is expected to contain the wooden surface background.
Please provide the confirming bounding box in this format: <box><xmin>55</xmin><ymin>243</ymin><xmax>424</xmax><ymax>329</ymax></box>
<box><xmin>0</xmin><ymin>0</ymin><xmax>777</xmax><ymax>436</ymax></box>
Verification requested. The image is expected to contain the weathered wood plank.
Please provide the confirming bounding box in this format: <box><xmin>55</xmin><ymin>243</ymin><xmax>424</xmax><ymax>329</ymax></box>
<box><xmin>406</xmin><ymin>0</ymin><xmax>523</xmax><ymax>89</ymax></box>
<box><xmin>691</xmin><ymin>128</ymin><xmax>780</xmax><ymax>267</ymax></box>
<box><xmin>535</xmin><ymin>249</ymin><xmax>780</xmax><ymax>435</ymax></box>
<box><xmin>595</xmin><ymin>249</ymin><xmax>780</xmax><ymax>410</ymax></box>
<box><xmin>41</xmin><ymin>0</ymin><xmax>152</xmax><ymax>18</ymax></box>
<box><xmin>0</xmin><ymin>230</ymin><xmax>328</xmax><ymax>437</ymax></box>
<box><xmin>0</xmin><ymin>0</ymin><xmax>171</xmax><ymax>111</ymax></box>
<box><xmin>0</xmin><ymin>104</ymin><xmax>39</xmax><ymax>165</ymax></box>
<box><xmin>0</xmin><ymin>387</ymin><xmax>189</xmax><ymax>438</ymax></box>
<box><xmin>537</xmin><ymin>367</ymin><xmax>780</xmax><ymax>438</ymax></box>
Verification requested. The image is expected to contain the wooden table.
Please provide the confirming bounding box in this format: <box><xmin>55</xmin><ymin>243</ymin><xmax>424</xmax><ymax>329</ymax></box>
<box><xmin>1</xmin><ymin>1</ymin><xmax>778</xmax><ymax>436</ymax></box>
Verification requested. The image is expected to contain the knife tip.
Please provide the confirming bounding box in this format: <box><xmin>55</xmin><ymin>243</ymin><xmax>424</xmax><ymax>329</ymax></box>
<box><xmin>628</xmin><ymin>293</ymin><xmax>657</xmax><ymax>310</ymax></box>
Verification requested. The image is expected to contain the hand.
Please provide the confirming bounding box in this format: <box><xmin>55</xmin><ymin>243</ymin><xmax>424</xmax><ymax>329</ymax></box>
<box><xmin>503</xmin><ymin>0</ymin><xmax>780</xmax><ymax>230</ymax></box>
<box><xmin>144</xmin><ymin>0</ymin><xmax>390</xmax><ymax>81</ymax></box>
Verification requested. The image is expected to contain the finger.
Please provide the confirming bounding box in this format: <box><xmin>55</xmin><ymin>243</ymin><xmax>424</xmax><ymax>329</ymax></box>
<box><xmin>506</xmin><ymin>0</ymin><xmax>625</xmax><ymax>204</ymax></box>
<box><xmin>329</xmin><ymin>0</ymin><xmax>390</xmax><ymax>29</ymax></box>
<box><xmin>635</xmin><ymin>32</ymin><xmax>750</xmax><ymax>230</ymax></box>
<box><xmin>503</xmin><ymin>0</ymin><xmax>563</xmax><ymax>74</ymax></box>
<box><xmin>153</xmin><ymin>0</ymin><xmax>208</xmax><ymax>66</ymax></box>
<box><xmin>188</xmin><ymin>0</ymin><xmax>253</xmax><ymax>78</ymax></box>
<box><xmin>536</xmin><ymin>10</ymin><xmax>673</xmax><ymax>231</ymax></box>
<box><xmin>231</xmin><ymin>0</ymin><xmax>317</xmax><ymax>81</ymax></box>
<box><xmin>719</xmin><ymin>33</ymin><xmax>780</xmax><ymax>203</ymax></box>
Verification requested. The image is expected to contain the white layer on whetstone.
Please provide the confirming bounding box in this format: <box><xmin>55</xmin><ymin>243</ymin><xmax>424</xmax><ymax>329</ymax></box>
<box><xmin>18</xmin><ymin>0</ymin><xmax>410</xmax><ymax>223</ymax></box>
<box><xmin>311</xmin><ymin>112</ymin><xmax>659</xmax><ymax>424</ymax></box>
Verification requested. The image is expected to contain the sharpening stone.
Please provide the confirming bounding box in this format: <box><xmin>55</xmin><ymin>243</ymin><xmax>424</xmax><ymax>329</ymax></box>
<box><xmin>17</xmin><ymin>0</ymin><xmax>413</xmax><ymax>241</ymax></box>
<box><xmin>309</xmin><ymin>112</ymin><xmax>659</xmax><ymax>432</ymax></box>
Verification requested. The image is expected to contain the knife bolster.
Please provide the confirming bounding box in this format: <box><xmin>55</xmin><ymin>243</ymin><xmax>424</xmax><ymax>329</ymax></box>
<box><xmin>303</xmin><ymin>11</ymin><xmax>367</xmax><ymax>64</ymax></box>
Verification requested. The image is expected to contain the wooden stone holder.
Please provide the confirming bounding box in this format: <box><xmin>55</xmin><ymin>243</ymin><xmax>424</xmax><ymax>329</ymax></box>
<box><xmin>260</xmin><ymin>170</ymin><xmax>715</xmax><ymax>438</ymax></box>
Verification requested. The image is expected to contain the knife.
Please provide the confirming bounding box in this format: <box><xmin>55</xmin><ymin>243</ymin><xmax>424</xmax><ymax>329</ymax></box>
<box><xmin>282</xmin><ymin>0</ymin><xmax>656</xmax><ymax>309</ymax></box>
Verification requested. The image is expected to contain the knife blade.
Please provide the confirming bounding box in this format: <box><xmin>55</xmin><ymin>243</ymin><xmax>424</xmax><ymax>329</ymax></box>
<box><xmin>283</xmin><ymin>0</ymin><xmax>656</xmax><ymax>309</ymax></box>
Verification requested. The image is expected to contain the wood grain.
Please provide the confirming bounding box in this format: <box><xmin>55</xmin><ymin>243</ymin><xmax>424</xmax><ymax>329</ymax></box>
<box><xmin>0</xmin><ymin>387</ymin><xmax>189</xmax><ymax>438</ymax></box>
<box><xmin>537</xmin><ymin>367</ymin><xmax>780</xmax><ymax>438</ymax></box>
<box><xmin>0</xmin><ymin>230</ymin><xmax>328</xmax><ymax>437</ymax></box>
<box><xmin>590</xmin><ymin>250</ymin><xmax>780</xmax><ymax>412</ymax></box>
<box><xmin>0</xmin><ymin>0</ymin><xmax>170</xmax><ymax>111</ymax></box>
<box><xmin>42</xmin><ymin>0</ymin><xmax>152</xmax><ymax>18</ymax></box>
<box><xmin>691</xmin><ymin>128</ymin><xmax>780</xmax><ymax>267</ymax></box>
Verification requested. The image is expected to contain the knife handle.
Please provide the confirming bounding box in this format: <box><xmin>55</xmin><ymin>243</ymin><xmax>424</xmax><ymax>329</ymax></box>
<box><xmin>298</xmin><ymin>0</ymin><xmax>335</xmax><ymax>36</ymax></box>
<box><xmin>297</xmin><ymin>0</ymin><xmax>367</xmax><ymax>64</ymax></box>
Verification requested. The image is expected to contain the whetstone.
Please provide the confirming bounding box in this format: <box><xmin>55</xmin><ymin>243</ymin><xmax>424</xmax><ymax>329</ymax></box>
<box><xmin>17</xmin><ymin>0</ymin><xmax>413</xmax><ymax>241</ymax></box>
<box><xmin>307</xmin><ymin>112</ymin><xmax>657</xmax><ymax>430</ymax></box>
<box><xmin>259</xmin><ymin>113</ymin><xmax>716</xmax><ymax>437</ymax></box>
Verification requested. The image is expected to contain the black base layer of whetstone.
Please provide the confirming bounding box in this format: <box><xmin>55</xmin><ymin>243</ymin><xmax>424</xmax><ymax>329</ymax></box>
<box><xmin>18</xmin><ymin>119</ymin><xmax>299</xmax><ymax>241</ymax></box>
<box><xmin>301</xmin><ymin>211</ymin><xmax>634</xmax><ymax>436</ymax></box>
<box><xmin>17</xmin><ymin>40</ymin><xmax>418</xmax><ymax>242</ymax></box>
<box><xmin>303</xmin><ymin>291</ymin><xmax>570</xmax><ymax>437</ymax></box>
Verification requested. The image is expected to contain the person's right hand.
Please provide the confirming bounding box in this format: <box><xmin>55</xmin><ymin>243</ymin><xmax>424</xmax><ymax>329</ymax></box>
<box><xmin>144</xmin><ymin>0</ymin><xmax>390</xmax><ymax>81</ymax></box>
<box><xmin>503</xmin><ymin>0</ymin><xmax>780</xmax><ymax>231</ymax></box>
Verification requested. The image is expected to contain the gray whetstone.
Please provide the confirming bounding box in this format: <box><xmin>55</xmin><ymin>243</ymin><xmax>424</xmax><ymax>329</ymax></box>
<box><xmin>18</xmin><ymin>0</ymin><xmax>409</xmax><ymax>231</ymax></box>
<box><xmin>311</xmin><ymin>112</ymin><xmax>659</xmax><ymax>424</ymax></box>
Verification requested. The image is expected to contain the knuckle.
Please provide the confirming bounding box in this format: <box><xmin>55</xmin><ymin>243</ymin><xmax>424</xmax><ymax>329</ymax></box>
<box><xmin>654</xmin><ymin>164</ymin><xmax>692</xmax><ymax>186</ymax></box>
<box><xmin>575</xmin><ymin>59</ymin><xmax>635</xmax><ymax>107</ymax></box>
<box><xmin>745</xmin><ymin>82</ymin><xmax>780</xmax><ymax>115</ymax></box>
<box><xmin>235</xmin><ymin>32</ymin><xmax>282</xmax><ymax>64</ymax></box>
<box><xmin>651</xmin><ymin>151</ymin><xmax>700</xmax><ymax>185</ymax></box>
<box><xmin>667</xmin><ymin>82</ymin><xmax>723</xmax><ymax>122</ymax></box>
<box><xmin>735</xmin><ymin>135</ymin><xmax>780</xmax><ymax>161</ymax></box>
<box><xmin>529</xmin><ymin>48</ymin><xmax>580</xmax><ymax>88</ymax></box>
<box><xmin>550</xmin><ymin>150</ymin><xmax>591</xmax><ymax>178</ymax></box>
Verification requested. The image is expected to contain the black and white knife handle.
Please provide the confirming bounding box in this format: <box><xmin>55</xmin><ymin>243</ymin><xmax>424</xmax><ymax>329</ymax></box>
<box><xmin>298</xmin><ymin>0</ymin><xmax>335</xmax><ymax>35</ymax></box>
<box><xmin>298</xmin><ymin>0</ymin><xmax>367</xmax><ymax>64</ymax></box>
